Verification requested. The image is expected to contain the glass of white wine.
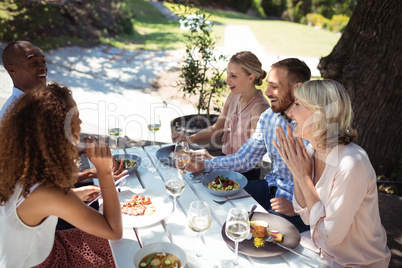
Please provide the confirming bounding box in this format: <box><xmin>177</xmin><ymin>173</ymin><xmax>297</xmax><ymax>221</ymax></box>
<box><xmin>224</xmin><ymin>208</ymin><xmax>250</xmax><ymax>267</ymax></box>
<box><xmin>108</xmin><ymin>118</ymin><xmax>123</xmax><ymax>150</ymax></box>
<box><xmin>173</xmin><ymin>142</ymin><xmax>190</xmax><ymax>174</ymax></box>
<box><xmin>188</xmin><ymin>201</ymin><xmax>211</xmax><ymax>257</ymax></box>
<box><xmin>148</xmin><ymin>114</ymin><xmax>161</xmax><ymax>146</ymax></box>
<box><xmin>165</xmin><ymin>169</ymin><xmax>185</xmax><ymax>213</ymax></box>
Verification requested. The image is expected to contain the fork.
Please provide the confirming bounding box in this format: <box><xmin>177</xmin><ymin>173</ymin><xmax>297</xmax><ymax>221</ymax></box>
<box><xmin>212</xmin><ymin>194</ymin><xmax>251</xmax><ymax>204</ymax></box>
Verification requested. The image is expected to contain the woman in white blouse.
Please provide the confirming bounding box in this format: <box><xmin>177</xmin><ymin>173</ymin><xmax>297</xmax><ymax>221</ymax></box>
<box><xmin>273</xmin><ymin>80</ymin><xmax>390</xmax><ymax>267</ymax></box>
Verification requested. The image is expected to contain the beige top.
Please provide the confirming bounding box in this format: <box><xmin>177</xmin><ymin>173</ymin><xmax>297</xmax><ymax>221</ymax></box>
<box><xmin>222</xmin><ymin>90</ymin><xmax>268</xmax><ymax>155</ymax></box>
<box><xmin>294</xmin><ymin>143</ymin><xmax>391</xmax><ymax>267</ymax></box>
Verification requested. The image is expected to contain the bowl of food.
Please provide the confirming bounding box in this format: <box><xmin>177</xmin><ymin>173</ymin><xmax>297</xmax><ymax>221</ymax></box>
<box><xmin>134</xmin><ymin>242</ymin><xmax>187</xmax><ymax>268</ymax></box>
<box><xmin>201</xmin><ymin>171</ymin><xmax>248</xmax><ymax>197</ymax></box>
<box><xmin>114</xmin><ymin>153</ymin><xmax>141</xmax><ymax>174</ymax></box>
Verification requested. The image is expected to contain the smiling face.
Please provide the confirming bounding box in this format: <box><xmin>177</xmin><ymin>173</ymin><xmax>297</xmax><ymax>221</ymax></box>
<box><xmin>264</xmin><ymin>67</ymin><xmax>295</xmax><ymax>113</ymax></box>
<box><xmin>225</xmin><ymin>61</ymin><xmax>255</xmax><ymax>95</ymax></box>
<box><xmin>288</xmin><ymin>99</ymin><xmax>314</xmax><ymax>140</ymax></box>
<box><xmin>5</xmin><ymin>41</ymin><xmax>47</xmax><ymax>92</ymax></box>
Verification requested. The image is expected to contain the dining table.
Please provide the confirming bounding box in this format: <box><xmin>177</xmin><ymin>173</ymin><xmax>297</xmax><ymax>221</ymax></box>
<box><xmin>93</xmin><ymin>144</ymin><xmax>323</xmax><ymax>268</ymax></box>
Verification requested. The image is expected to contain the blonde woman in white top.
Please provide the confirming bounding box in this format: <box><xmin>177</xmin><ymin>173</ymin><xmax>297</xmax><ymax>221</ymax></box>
<box><xmin>273</xmin><ymin>80</ymin><xmax>390</xmax><ymax>267</ymax></box>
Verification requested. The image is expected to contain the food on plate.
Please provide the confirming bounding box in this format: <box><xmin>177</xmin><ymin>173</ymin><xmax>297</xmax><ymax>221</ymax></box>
<box><xmin>139</xmin><ymin>252</ymin><xmax>181</xmax><ymax>268</ymax></box>
<box><xmin>116</xmin><ymin>158</ymin><xmax>137</xmax><ymax>169</ymax></box>
<box><xmin>249</xmin><ymin>221</ymin><xmax>283</xmax><ymax>248</ymax></box>
<box><xmin>268</xmin><ymin>230</ymin><xmax>283</xmax><ymax>242</ymax></box>
<box><xmin>207</xmin><ymin>175</ymin><xmax>240</xmax><ymax>191</ymax></box>
<box><xmin>121</xmin><ymin>194</ymin><xmax>156</xmax><ymax>216</ymax></box>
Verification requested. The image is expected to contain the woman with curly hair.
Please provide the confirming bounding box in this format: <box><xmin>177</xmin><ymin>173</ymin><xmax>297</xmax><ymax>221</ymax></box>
<box><xmin>0</xmin><ymin>83</ymin><xmax>122</xmax><ymax>267</ymax></box>
<box><xmin>273</xmin><ymin>80</ymin><xmax>390</xmax><ymax>267</ymax></box>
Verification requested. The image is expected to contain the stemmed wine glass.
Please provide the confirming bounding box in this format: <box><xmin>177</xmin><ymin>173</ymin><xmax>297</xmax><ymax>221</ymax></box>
<box><xmin>224</xmin><ymin>208</ymin><xmax>250</xmax><ymax>267</ymax></box>
<box><xmin>148</xmin><ymin>114</ymin><xmax>161</xmax><ymax>146</ymax></box>
<box><xmin>164</xmin><ymin>169</ymin><xmax>185</xmax><ymax>213</ymax></box>
<box><xmin>188</xmin><ymin>201</ymin><xmax>211</xmax><ymax>257</ymax></box>
<box><xmin>173</xmin><ymin>142</ymin><xmax>190</xmax><ymax>175</ymax></box>
<box><xmin>108</xmin><ymin>117</ymin><xmax>123</xmax><ymax>150</ymax></box>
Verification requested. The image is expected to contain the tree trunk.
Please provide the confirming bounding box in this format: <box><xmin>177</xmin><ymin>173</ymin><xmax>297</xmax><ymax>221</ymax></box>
<box><xmin>318</xmin><ymin>0</ymin><xmax>402</xmax><ymax>177</ymax></box>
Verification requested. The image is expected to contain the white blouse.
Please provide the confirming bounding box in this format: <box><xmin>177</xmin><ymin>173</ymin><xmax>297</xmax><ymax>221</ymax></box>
<box><xmin>294</xmin><ymin>143</ymin><xmax>390</xmax><ymax>267</ymax></box>
<box><xmin>0</xmin><ymin>182</ymin><xmax>58</xmax><ymax>268</ymax></box>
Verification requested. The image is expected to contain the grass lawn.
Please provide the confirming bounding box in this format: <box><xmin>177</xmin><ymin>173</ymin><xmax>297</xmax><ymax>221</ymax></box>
<box><xmin>112</xmin><ymin>0</ymin><xmax>340</xmax><ymax>58</ymax></box>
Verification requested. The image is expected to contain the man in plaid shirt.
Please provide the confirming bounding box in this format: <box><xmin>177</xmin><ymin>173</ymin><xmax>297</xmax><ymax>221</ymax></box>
<box><xmin>187</xmin><ymin>58</ymin><xmax>311</xmax><ymax>232</ymax></box>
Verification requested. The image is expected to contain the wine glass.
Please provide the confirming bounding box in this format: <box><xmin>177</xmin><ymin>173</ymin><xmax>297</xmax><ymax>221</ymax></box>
<box><xmin>224</xmin><ymin>208</ymin><xmax>250</xmax><ymax>267</ymax></box>
<box><xmin>165</xmin><ymin>169</ymin><xmax>185</xmax><ymax>213</ymax></box>
<box><xmin>108</xmin><ymin>117</ymin><xmax>123</xmax><ymax>150</ymax></box>
<box><xmin>188</xmin><ymin>201</ymin><xmax>211</xmax><ymax>257</ymax></box>
<box><xmin>148</xmin><ymin>114</ymin><xmax>161</xmax><ymax>146</ymax></box>
<box><xmin>173</xmin><ymin>142</ymin><xmax>190</xmax><ymax>175</ymax></box>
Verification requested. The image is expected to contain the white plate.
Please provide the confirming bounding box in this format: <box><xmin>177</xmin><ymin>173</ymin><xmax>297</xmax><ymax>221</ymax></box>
<box><xmin>100</xmin><ymin>189</ymin><xmax>173</xmax><ymax>228</ymax></box>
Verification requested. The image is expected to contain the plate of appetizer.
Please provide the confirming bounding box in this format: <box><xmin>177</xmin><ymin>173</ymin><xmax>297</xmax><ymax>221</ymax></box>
<box><xmin>202</xmin><ymin>171</ymin><xmax>247</xmax><ymax>197</ymax></box>
<box><xmin>100</xmin><ymin>189</ymin><xmax>173</xmax><ymax>228</ymax></box>
<box><xmin>221</xmin><ymin>212</ymin><xmax>301</xmax><ymax>257</ymax></box>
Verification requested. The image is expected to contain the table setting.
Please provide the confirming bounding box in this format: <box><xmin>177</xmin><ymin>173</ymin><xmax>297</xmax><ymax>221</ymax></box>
<box><xmin>90</xmin><ymin>143</ymin><xmax>322</xmax><ymax>268</ymax></box>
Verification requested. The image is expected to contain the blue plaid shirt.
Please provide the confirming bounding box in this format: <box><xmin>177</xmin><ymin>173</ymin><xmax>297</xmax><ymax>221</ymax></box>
<box><xmin>204</xmin><ymin>108</ymin><xmax>295</xmax><ymax>202</ymax></box>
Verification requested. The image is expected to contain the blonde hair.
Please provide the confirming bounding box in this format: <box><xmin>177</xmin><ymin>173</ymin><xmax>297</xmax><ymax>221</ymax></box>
<box><xmin>295</xmin><ymin>79</ymin><xmax>357</xmax><ymax>148</ymax></box>
<box><xmin>229</xmin><ymin>51</ymin><xmax>267</xmax><ymax>86</ymax></box>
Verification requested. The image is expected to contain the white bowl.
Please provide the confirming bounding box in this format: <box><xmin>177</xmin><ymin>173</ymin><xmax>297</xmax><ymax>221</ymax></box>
<box><xmin>201</xmin><ymin>171</ymin><xmax>248</xmax><ymax>197</ymax></box>
<box><xmin>134</xmin><ymin>242</ymin><xmax>187</xmax><ymax>268</ymax></box>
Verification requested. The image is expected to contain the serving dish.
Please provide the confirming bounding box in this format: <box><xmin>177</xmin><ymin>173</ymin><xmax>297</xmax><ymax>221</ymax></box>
<box><xmin>134</xmin><ymin>242</ymin><xmax>187</xmax><ymax>268</ymax></box>
<box><xmin>201</xmin><ymin>171</ymin><xmax>247</xmax><ymax>197</ymax></box>
<box><xmin>113</xmin><ymin>153</ymin><xmax>141</xmax><ymax>174</ymax></box>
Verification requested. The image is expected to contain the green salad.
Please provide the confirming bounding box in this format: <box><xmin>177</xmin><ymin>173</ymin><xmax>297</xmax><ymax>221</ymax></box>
<box><xmin>117</xmin><ymin>159</ymin><xmax>137</xmax><ymax>169</ymax></box>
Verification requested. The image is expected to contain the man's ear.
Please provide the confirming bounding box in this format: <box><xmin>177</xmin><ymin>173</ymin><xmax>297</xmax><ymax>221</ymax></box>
<box><xmin>5</xmin><ymin>64</ymin><xmax>15</xmax><ymax>76</ymax></box>
<box><xmin>293</xmin><ymin>81</ymin><xmax>303</xmax><ymax>90</ymax></box>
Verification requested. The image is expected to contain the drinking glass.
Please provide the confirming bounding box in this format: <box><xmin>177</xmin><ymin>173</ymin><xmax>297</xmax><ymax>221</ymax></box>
<box><xmin>164</xmin><ymin>169</ymin><xmax>185</xmax><ymax>213</ymax></box>
<box><xmin>173</xmin><ymin>142</ymin><xmax>190</xmax><ymax>174</ymax></box>
<box><xmin>148</xmin><ymin>114</ymin><xmax>161</xmax><ymax>146</ymax></box>
<box><xmin>224</xmin><ymin>208</ymin><xmax>250</xmax><ymax>267</ymax></box>
<box><xmin>108</xmin><ymin>117</ymin><xmax>123</xmax><ymax>150</ymax></box>
<box><xmin>188</xmin><ymin>201</ymin><xmax>211</xmax><ymax>257</ymax></box>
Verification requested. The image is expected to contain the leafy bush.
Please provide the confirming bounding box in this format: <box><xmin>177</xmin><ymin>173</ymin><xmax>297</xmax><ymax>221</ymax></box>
<box><xmin>306</xmin><ymin>13</ymin><xmax>350</xmax><ymax>33</ymax></box>
<box><xmin>306</xmin><ymin>13</ymin><xmax>330</xmax><ymax>28</ymax></box>
<box><xmin>328</xmin><ymin>14</ymin><xmax>350</xmax><ymax>33</ymax></box>
<box><xmin>0</xmin><ymin>0</ymin><xmax>133</xmax><ymax>50</ymax></box>
<box><xmin>251</xmin><ymin>0</ymin><xmax>266</xmax><ymax>18</ymax></box>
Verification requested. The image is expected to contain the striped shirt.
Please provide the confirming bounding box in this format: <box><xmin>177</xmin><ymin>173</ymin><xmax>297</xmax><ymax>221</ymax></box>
<box><xmin>204</xmin><ymin>108</ymin><xmax>295</xmax><ymax>202</ymax></box>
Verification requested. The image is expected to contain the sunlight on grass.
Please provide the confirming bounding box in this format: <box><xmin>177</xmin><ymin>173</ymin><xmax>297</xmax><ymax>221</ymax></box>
<box><xmin>137</xmin><ymin>1</ymin><xmax>340</xmax><ymax>58</ymax></box>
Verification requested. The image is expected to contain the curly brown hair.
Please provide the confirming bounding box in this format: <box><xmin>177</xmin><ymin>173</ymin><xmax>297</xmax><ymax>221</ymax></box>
<box><xmin>0</xmin><ymin>83</ymin><xmax>80</xmax><ymax>205</ymax></box>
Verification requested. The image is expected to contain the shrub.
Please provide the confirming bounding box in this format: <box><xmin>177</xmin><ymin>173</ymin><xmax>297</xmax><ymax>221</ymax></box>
<box><xmin>306</xmin><ymin>13</ymin><xmax>331</xmax><ymax>29</ymax></box>
<box><xmin>329</xmin><ymin>14</ymin><xmax>350</xmax><ymax>33</ymax></box>
<box><xmin>251</xmin><ymin>0</ymin><xmax>266</xmax><ymax>18</ymax></box>
<box><xmin>0</xmin><ymin>0</ymin><xmax>133</xmax><ymax>50</ymax></box>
